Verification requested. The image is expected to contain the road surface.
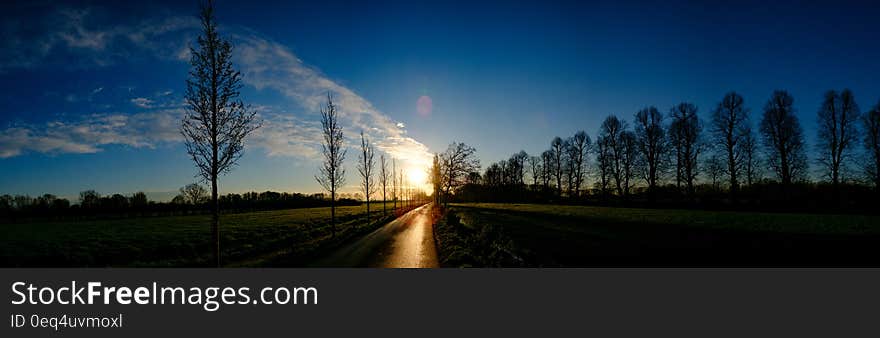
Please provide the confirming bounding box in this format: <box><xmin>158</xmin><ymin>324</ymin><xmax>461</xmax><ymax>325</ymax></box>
<box><xmin>310</xmin><ymin>203</ymin><xmax>440</xmax><ymax>268</ymax></box>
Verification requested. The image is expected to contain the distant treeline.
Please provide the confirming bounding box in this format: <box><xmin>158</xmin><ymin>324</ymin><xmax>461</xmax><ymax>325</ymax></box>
<box><xmin>0</xmin><ymin>186</ymin><xmax>361</xmax><ymax>222</ymax></box>
<box><xmin>432</xmin><ymin>90</ymin><xmax>880</xmax><ymax>214</ymax></box>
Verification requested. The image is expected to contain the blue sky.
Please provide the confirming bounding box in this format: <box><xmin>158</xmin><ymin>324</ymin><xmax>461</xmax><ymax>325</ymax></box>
<box><xmin>2</xmin><ymin>0</ymin><xmax>880</xmax><ymax>201</ymax></box>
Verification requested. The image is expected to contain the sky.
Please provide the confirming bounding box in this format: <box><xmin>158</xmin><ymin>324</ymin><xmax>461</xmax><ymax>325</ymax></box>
<box><xmin>1</xmin><ymin>0</ymin><xmax>879</xmax><ymax>201</ymax></box>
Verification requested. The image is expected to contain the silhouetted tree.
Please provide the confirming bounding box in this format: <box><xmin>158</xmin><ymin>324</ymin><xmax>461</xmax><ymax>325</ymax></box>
<box><xmin>510</xmin><ymin>150</ymin><xmax>528</xmax><ymax>187</ymax></box>
<box><xmin>864</xmin><ymin>101</ymin><xmax>880</xmax><ymax>191</ymax></box>
<box><xmin>550</xmin><ymin>137</ymin><xmax>565</xmax><ymax>197</ymax></box>
<box><xmin>79</xmin><ymin>190</ymin><xmax>101</xmax><ymax>209</ymax></box>
<box><xmin>379</xmin><ymin>154</ymin><xmax>389</xmax><ymax>215</ymax></box>
<box><xmin>439</xmin><ymin>142</ymin><xmax>480</xmax><ymax>206</ymax></box>
<box><xmin>816</xmin><ymin>89</ymin><xmax>861</xmax><ymax>185</ymax></box>
<box><xmin>316</xmin><ymin>93</ymin><xmax>346</xmax><ymax>236</ymax></box>
<box><xmin>357</xmin><ymin>131</ymin><xmax>376</xmax><ymax>219</ymax></box>
<box><xmin>180</xmin><ymin>183</ymin><xmax>208</xmax><ymax>205</ymax></box>
<box><xmin>599</xmin><ymin>116</ymin><xmax>627</xmax><ymax>196</ymax></box>
<box><xmin>741</xmin><ymin>126</ymin><xmax>760</xmax><ymax>186</ymax></box>
<box><xmin>541</xmin><ymin>150</ymin><xmax>553</xmax><ymax>191</ymax></box>
<box><xmin>595</xmin><ymin>135</ymin><xmax>613</xmax><ymax>197</ymax></box>
<box><xmin>634</xmin><ymin>106</ymin><xmax>667</xmax><ymax>197</ymax></box>
<box><xmin>181</xmin><ymin>0</ymin><xmax>261</xmax><ymax>267</ymax></box>
<box><xmin>392</xmin><ymin>159</ymin><xmax>398</xmax><ymax>210</ymax></box>
<box><xmin>527</xmin><ymin>155</ymin><xmax>542</xmax><ymax>189</ymax></box>
<box><xmin>669</xmin><ymin>102</ymin><xmax>702</xmax><ymax>197</ymax></box>
<box><xmin>760</xmin><ymin>90</ymin><xmax>807</xmax><ymax>186</ymax></box>
<box><xmin>566</xmin><ymin>131</ymin><xmax>591</xmax><ymax>197</ymax></box>
<box><xmin>706</xmin><ymin>155</ymin><xmax>724</xmax><ymax>191</ymax></box>
<box><xmin>710</xmin><ymin>92</ymin><xmax>749</xmax><ymax>195</ymax></box>
<box><xmin>620</xmin><ymin>130</ymin><xmax>638</xmax><ymax>197</ymax></box>
<box><xmin>130</xmin><ymin>192</ymin><xmax>148</xmax><ymax>209</ymax></box>
<box><xmin>430</xmin><ymin>154</ymin><xmax>442</xmax><ymax>204</ymax></box>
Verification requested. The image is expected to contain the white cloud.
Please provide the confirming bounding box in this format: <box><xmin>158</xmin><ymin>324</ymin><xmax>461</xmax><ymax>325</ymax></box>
<box><xmin>0</xmin><ymin>109</ymin><xmax>185</xmax><ymax>158</ymax></box>
<box><xmin>232</xmin><ymin>33</ymin><xmax>434</xmax><ymax>169</ymax></box>
<box><xmin>131</xmin><ymin>97</ymin><xmax>154</xmax><ymax>108</ymax></box>
<box><xmin>0</xmin><ymin>9</ymin><xmax>435</xmax><ymax>175</ymax></box>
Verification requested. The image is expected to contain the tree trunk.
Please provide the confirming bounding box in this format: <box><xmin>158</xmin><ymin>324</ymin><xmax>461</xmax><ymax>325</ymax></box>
<box><xmin>211</xmin><ymin>175</ymin><xmax>219</xmax><ymax>267</ymax></box>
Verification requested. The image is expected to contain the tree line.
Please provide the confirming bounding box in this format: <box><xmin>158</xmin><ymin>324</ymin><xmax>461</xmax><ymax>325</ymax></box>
<box><xmin>433</xmin><ymin>90</ymin><xmax>880</xmax><ymax>213</ymax></box>
<box><xmin>0</xmin><ymin>185</ymin><xmax>364</xmax><ymax>221</ymax></box>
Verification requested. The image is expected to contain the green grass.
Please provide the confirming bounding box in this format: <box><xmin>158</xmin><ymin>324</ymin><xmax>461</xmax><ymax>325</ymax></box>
<box><xmin>451</xmin><ymin>203</ymin><xmax>880</xmax><ymax>235</ymax></box>
<box><xmin>438</xmin><ymin>203</ymin><xmax>880</xmax><ymax>267</ymax></box>
<box><xmin>0</xmin><ymin>202</ymin><xmax>402</xmax><ymax>267</ymax></box>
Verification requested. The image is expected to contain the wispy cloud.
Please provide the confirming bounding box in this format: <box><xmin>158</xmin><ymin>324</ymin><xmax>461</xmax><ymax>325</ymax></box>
<box><xmin>0</xmin><ymin>109</ymin><xmax>184</xmax><ymax>158</ymax></box>
<box><xmin>0</xmin><ymin>7</ymin><xmax>433</xmax><ymax>173</ymax></box>
<box><xmin>232</xmin><ymin>33</ymin><xmax>433</xmax><ymax>168</ymax></box>
<box><xmin>131</xmin><ymin>97</ymin><xmax>154</xmax><ymax>108</ymax></box>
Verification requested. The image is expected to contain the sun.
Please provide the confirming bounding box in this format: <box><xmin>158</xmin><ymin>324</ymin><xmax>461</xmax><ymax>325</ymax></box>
<box><xmin>407</xmin><ymin>167</ymin><xmax>428</xmax><ymax>186</ymax></box>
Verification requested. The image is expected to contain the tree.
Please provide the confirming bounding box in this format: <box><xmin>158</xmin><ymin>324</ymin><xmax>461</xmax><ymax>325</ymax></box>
<box><xmin>527</xmin><ymin>155</ymin><xmax>542</xmax><ymax>190</ymax></box>
<box><xmin>379</xmin><ymin>154</ymin><xmax>389</xmax><ymax>215</ymax></box>
<box><xmin>357</xmin><ymin>131</ymin><xmax>376</xmax><ymax>220</ymax></box>
<box><xmin>430</xmin><ymin>154</ymin><xmax>443</xmax><ymax>205</ymax></box>
<box><xmin>760</xmin><ymin>90</ymin><xmax>807</xmax><ymax>186</ymax></box>
<box><xmin>864</xmin><ymin>101</ymin><xmax>880</xmax><ymax>191</ymax></box>
<box><xmin>550</xmin><ymin>137</ymin><xmax>565</xmax><ymax>196</ymax></box>
<box><xmin>79</xmin><ymin>190</ymin><xmax>101</xmax><ymax>209</ymax></box>
<box><xmin>599</xmin><ymin>115</ymin><xmax>627</xmax><ymax>196</ymax></box>
<box><xmin>392</xmin><ymin>159</ymin><xmax>398</xmax><ymax>210</ymax></box>
<box><xmin>510</xmin><ymin>150</ymin><xmax>528</xmax><ymax>187</ymax></box>
<box><xmin>566</xmin><ymin>131</ymin><xmax>591</xmax><ymax>197</ymax></box>
<box><xmin>668</xmin><ymin>102</ymin><xmax>702</xmax><ymax>197</ymax></box>
<box><xmin>706</xmin><ymin>155</ymin><xmax>724</xmax><ymax>191</ymax></box>
<box><xmin>316</xmin><ymin>93</ymin><xmax>346</xmax><ymax>236</ymax></box>
<box><xmin>710</xmin><ymin>92</ymin><xmax>749</xmax><ymax>195</ymax></box>
<box><xmin>619</xmin><ymin>130</ymin><xmax>638</xmax><ymax>197</ymax></box>
<box><xmin>541</xmin><ymin>150</ymin><xmax>553</xmax><ymax>191</ymax></box>
<box><xmin>180</xmin><ymin>0</ymin><xmax>261</xmax><ymax>266</ymax></box>
<box><xmin>595</xmin><ymin>135</ymin><xmax>612</xmax><ymax>197</ymax></box>
<box><xmin>180</xmin><ymin>183</ymin><xmax>208</xmax><ymax>205</ymax></box>
<box><xmin>816</xmin><ymin>89</ymin><xmax>861</xmax><ymax>185</ymax></box>
<box><xmin>130</xmin><ymin>192</ymin><xmax>149</xmax><ymax>209</ymax></box>
<box><xmin>439</xmin><ymin>142</ymin><xmax>480</xmax><ymax>206</ymax></box>
<box><xmin>741</xmin><ymin>126</ymin><xmax>760</xmax><ymax>186</ymax></box>
<box><xmin>634</xmin><ymin>106</ymin><xmax>667</xmax><ymax>196</ymax></box>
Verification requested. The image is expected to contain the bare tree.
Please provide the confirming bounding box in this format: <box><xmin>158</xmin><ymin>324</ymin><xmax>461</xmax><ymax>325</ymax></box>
<box><xmin>391</xmin><ymin>159</ymin><xmax>398</xmax><ymax>210</ymax></box>
<box><xmin>379</xmin><ymin>154</ymin><xmax>389</xmax><ymax>215</ymax></box>
<box><xmin>706</xmin><ymin>155</ymin><xmax>724</xmax><ymax>191</ymax></box>
<box><xmin>710</xmin><ymin>92</ymin><xmax>749</xmax><ymax>195</ymax></box>
<box><xmin>527</xmin><ymin>155</ymin><xmax>542</xmax><ymax>190</ymax></box>
<box><xmin>550</xmin><ymin>137</ymin><xmax>565</xmax><ymax>196</ymax></box>
<box><xmin>741</xmin><ymin>126</ymin><xmax>760</xmax><ymax>186</ymax></box>
<box><xmin>669</xmin><ymin>102</ymin><xmax>702</xmax><ymax>197</ymax></box>
<box><xmin>180</xmin><ymin>183</ymin><xmax>208</xmax><ymax>205</ymax></box>
<box><xmin>816</xmin><ymin>89</ymin><xmax>861</xmax><ymax>185</ymax></box>
<box><xmin>439</xmin><ymin>142</ymin><xmax>480</xmax><ymax>206</ymax></box>
<box><xmin>864</xmin><ymin>101</ymin><xmax>880</xmax><ymax>191</ymax></box>
<box><xmin>595</xmin><ymin>135</ymin><xmax>612</xmax><ymax>197</ymax></box>
<box><xmin>316</xmin><ymin>94</ymin><xmax>346</xmax><ymax>236</ymax></box>
<box><xmin>541</xmin><ymin>150</ymin><xmax>553</xmax><ymax>191</ymax></box>
<box><xmin>430</xmin><ymin>154</ymin><xmax>442</xmax><ymax>205</ymax></box>
<box><xmin>760</xmin><ymin>90</ymin><xmax>807</xmax><ymax>186</ymax></box>
<box><xmin>181</xmin><ymin>0</ymin><xmax>261</xmax><ymax>266</ymax></box>
<box><xmin>567</xmin><ymin>131</ymin><xmax>591</xmax><ymax>197</ymax></box>
<box><xmin>599</xmin><ymin>115</ymin><xmax>627</xmax><ymax>196</ymax></box>
<box><xmin>357</xmin><ymin>131</ymin><xmax>376</xmax><ymax>220</ymax></box>
<box><xmin>634</xmin><ymin>106</ymin><xmax>667</xmax><ymax>197</ymax></box>
<box><xmin>510</xmin><ymin>150</ymin><xmax>528</xmax><ymax>187</ymax></box>
<box><xmin>620</xmin><ymin>130</ymin><xmax>638</xmax><ymax>198</ymax></box>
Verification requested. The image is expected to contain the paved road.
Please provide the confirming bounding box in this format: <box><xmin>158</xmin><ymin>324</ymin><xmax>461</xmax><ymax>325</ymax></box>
<box><xmin>310</xmin><ymin>203</ymin><xmax>440</xmax><ymax>268</ymax></box>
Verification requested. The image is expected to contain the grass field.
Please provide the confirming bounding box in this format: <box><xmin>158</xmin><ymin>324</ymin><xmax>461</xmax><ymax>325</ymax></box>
<box><xmin>0</xmin><ymin>202</ymin><xmax>406</xmax><ymax>267</ymax></box>
<box><xmin>436</xmin><ymin>203</ymin><xmax>880</xmax><ymax>267</ymax></box>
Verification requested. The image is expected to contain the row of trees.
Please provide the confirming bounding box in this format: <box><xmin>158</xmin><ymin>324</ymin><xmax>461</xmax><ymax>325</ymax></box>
<box><xmin>313</xmin><ymin>94</ymin><xmax>428</xmax><ymax>235</ymax></box>
<box><xmin>0</xmin><ymin>186</ymin><xmax>366</xmax><ymax>220</ymax></box>
<box><xmin>435</xmin><ymin>90</ymin><xmax>880</xmax><ymax>211</ymax></box>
